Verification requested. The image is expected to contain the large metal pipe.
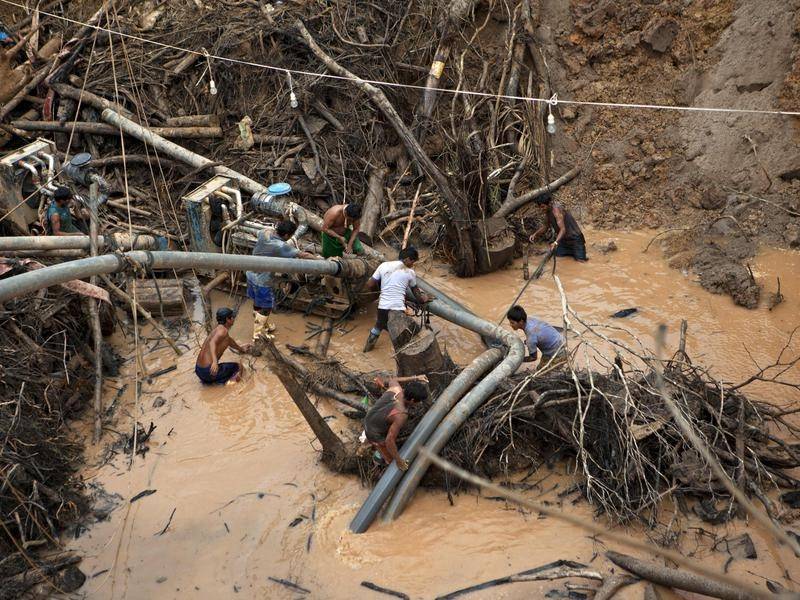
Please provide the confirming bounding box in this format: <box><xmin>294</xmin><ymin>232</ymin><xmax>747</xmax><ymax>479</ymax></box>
<box><xmin>381</xmin><ymin>303</ymin><xmax>525</xmax><ymax>522</ymax></box>
<box><xmin>0</xmin><ymin>251</ymin><xmax>344</xmax><ymax>303</ymax></box>
<box><xmin>0</xmin><ymin>246</ymin><xmax>522</xmax><ymax>530</ymax></box>
<box><xmin>0</xmin><ymin>234</ymin><xmax>158</xmax><ymax>251</ymax></box>
<box><xmin>349</xmin><ymin>347</ymin><xmax>502</xmax><ymax>533</ymax></box>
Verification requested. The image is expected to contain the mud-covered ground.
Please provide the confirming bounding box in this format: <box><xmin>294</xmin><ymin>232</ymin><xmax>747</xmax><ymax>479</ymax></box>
<box><xmin>538</xmin><ymin>0</ymin><xmax>800</xmax><ymax>305</ymax></box>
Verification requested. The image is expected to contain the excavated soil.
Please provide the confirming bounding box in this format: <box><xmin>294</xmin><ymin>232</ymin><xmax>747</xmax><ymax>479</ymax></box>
<box><xmin>536</xmin><ymin>0</ymin><xmax>800</xmax><ymax>305</ymax></box>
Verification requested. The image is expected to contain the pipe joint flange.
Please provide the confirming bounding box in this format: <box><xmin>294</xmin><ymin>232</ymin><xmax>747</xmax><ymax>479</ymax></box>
<box><xmin>328</xmin><ymin>257</ymin><xmax>345</xmax><ymax>278</ymax></box>
<box><xmin>332</xmin><ymin>257</ymin><xmax>368</xmax><ymax>280</ymax></box>
<box><xmin>115</xmin><ymin>250</ymin><xmax>153</xmax><ymax>276</ymax></box>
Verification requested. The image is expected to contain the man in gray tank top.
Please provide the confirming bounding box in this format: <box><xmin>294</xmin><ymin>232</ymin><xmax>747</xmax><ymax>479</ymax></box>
<box><xmin>364</xmin><ymin>374</ymin><xmax>429</xmax><ymax>470</ymax></box>
<box><xmin>529</xmin><ymin>192</ymin><xmax>587</xmax><ymax>262</ymax></box>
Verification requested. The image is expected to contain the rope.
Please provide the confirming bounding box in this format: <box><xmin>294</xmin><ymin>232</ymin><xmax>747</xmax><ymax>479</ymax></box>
<box><xmin>2</xmin><ymin>0</ymin><xmax>799</xmax><ymax>118</ymax></box>
<box><xmin>495</xmin><ymin>249</ymin><xmax>556</xmax><ymax>326</ymax></box>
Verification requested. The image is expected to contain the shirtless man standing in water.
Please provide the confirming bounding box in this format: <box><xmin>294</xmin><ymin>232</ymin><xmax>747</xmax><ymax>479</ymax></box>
<box><xmin>195</xmin><ymin>308</ymin><xmax>251</xmax><ymax>384</ymax></box>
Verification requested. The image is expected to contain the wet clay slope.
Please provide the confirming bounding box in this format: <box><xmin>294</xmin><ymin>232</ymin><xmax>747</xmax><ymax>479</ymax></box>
<box><xmin>67</xmin><ymin>233</ymin><xmax>800</xmax><ymax>600</ymax></box>
<box><xmin>536</xmin><ymin>0</ymin><xmax>800</xmax><ymax>305</ymax></box>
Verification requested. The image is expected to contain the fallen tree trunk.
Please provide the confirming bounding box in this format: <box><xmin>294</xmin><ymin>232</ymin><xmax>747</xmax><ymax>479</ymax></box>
<box><xmin>436</xmin><ymin>560</ymin><xmax>600</xmax><ymax>600</ymax></box>
<box><xmin>12</xmin><ymin>120</ymin><xmax>223</xmax><ymax>139</ymax></box>
<box><xmin>264</xmin><ymin>342</ymin><xmax>365</xmax><ymax>414</ymax></box>
<box><xmin>163</xmin><ymin>114</ymin><xmax>219</xmax><ymax>127</ymax></box>
<box><xmin>494</xmin><ymin>166</ymin><xmax>581</xmax><ymax>218</ymax></box>
<box><xmin>295</xmin><ymin>19</ymin><xmax>477</xmax><ymax>277</ymax></box>
<box><xmin>594</xmin><ymin>574</ymin><xmax>638</xmax><ymax>600</ymax></box>
<box><xmin>606</xmin><ymin>551</ymin><xmax>755</xmax><ymax>600</ymax></box>
<box><xmin>419</xmin><ymin>0</ymin><xmax>480</xmax><ymax>121</ymax></box>
<box><xmin>0</xmin><ymin>58</ymin><xmax>55</xmax><ymax>121</ymax></box>
<box><xmin>0</xmin><ymin>554</ymin><xmax>84</xmax><ymax>600</ymax></box>
<box><xmin>388</xmin><ymin>311</ymin><xmax>456</xmax><ymax>395</ymax></box>
<box><xmin>360</xmin><ymin>165</ymin><xmax>386</xmax><ymax>244</ymax></box>
<box><xmin>314</xmin><ymin>317</ymin><xmax>334</xmax><ymax>357</ymax></box>
<box><xmin>262</xmin><ymin>338</ymin><xmax>357</xmax><ymax>473</ymax></box>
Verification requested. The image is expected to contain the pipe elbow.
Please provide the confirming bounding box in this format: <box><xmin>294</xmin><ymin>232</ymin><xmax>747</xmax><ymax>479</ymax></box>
<box><xmin>288</xmin><ymin>203</ymin><xmax>309</xmax><ymax>242</ymax></box>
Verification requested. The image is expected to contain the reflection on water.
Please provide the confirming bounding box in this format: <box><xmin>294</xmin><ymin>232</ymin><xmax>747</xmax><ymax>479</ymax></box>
<box><xmin>70</xmin><ymin>232</ymin><xmax>799</xmax><ymax>599</ymax></box>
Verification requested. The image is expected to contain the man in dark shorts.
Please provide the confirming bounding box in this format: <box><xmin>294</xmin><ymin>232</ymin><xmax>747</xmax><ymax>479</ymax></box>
<box><xmin>529</xmin><ymin>192</ymin><xmax>587</xmax><ymax>261</ymax></box>
<box><xmin>195</xmin><ymin>308</ymin><xmax>251</xmax><ymax>384</ymax></box>
<box><xmin>362</xmin><ymin>246</ymin><xmax>429</xmax><ymax>353</ymax></box>
<box><xmin>245</xmin><ymin>220</ymin><xmax>318</xmax><ymax>338</ymax></box>
<box><xmin>364</xmin><ymin>374</ymin><xmax>429</xmax><ymax>470</ymax></box>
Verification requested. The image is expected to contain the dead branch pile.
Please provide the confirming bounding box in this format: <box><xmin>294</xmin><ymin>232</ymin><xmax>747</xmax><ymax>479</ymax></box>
<box><xmin>430</xmin><ymin>350</ymin><xmax>800</xmax><ymax>527</ymax></box>
<box><xmin>0</xmin><ymin>269</ymin><xmax>91</xmax><ymax>592</ymax></box>
<box><xmin>0</xmin><ymin>0</ymin><xmax>565</xmax><ymax>272</ymax></box>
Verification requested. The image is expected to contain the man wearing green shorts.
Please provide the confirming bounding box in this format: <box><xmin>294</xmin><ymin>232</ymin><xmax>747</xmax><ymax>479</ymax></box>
<box><xmin>321</xmin><ymin>203</ymin><xmax>363</xmax><ymax>257</ymax></box>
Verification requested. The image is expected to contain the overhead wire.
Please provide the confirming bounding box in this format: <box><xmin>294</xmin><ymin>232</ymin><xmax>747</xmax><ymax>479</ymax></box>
<box><xmin>1</xmin><ymin>0</ymin><xmax>798</xmax><ymax>118</ymax></box>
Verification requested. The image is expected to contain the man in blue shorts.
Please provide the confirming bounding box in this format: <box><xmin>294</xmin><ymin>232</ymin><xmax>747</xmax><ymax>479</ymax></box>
<box><xmin>195</xmin><ymin>308</ymin><xmax>251</xmax><ymax>384</ymax></box>
<box><xmin>245</xmin><ymin>220</ymin><xmax>318</xmax><ymax>339</ymax></box>
<box><xmin>506</xmin><ymin>305</ymin><xmax>567</xmax><ymax>366</ymax></box>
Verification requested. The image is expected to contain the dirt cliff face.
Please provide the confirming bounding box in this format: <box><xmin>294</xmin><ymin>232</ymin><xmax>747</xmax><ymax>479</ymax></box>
<box><xmin>531</xmin><ymin>0</ymin><xmax>800</xmax><ymax>306</ymax></box>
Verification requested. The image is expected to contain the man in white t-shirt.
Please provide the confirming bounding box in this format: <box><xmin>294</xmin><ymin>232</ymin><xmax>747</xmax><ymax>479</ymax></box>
<box><xmin>362</xmin><ymin>246</ymin><xmax>429</xmax><ymax>352</ymax></box>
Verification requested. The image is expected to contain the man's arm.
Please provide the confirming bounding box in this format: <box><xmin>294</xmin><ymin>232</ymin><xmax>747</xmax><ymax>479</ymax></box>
<box><xmin>227</xmin><ymin>336</ymin><xmax>252</xmax><ymax>354</ymax></box>
<box><xmin>551</xmin><ymin>206</ymin><xmax>567</xmax><ymax>249</ymax></box>
<box><xmin>298</xmin><ymin>251</ymin><xmax>318</xmax><ymax>259</ymax></box>
<box><xmin>410</xmin><ymin>285</ymin><xmax>429</xmax><ymax>304</ymax></box>
<box><xmin>529</xmin><ymin>225</ymin><xmax>547</xmax><ymax>243</ymax></box>
<box><xmin>385</xmin><ymin>415</ymin><xmax>409</xmax><ymax>470</ymax></box>
<box><xmin>525</xmin><ymin>333</ymin><xmax>538</xmax><ymax>362</ymax></box>
<box><xmin>376</xmin><ymin>374</ymin><xmax>428</xmax><ymax>392</ymax></box>
<box><xmin>345</xmin><ymin>219</ymin><xmax>361</xmax><ymax>252</ymax></box>
<box><xmin>51</xmin><ymin>212</ymin><xmax>82</xmax><ymax>236</ymax></box>
<box><xmin>365</xmin><ymin>277</ymin><xmax>379</xmax><ymax>292</ymax></box>
<box><xmin>209</xmin><ymin>332</ymin><xmax>221</xmax><ymax>375</ymax></box>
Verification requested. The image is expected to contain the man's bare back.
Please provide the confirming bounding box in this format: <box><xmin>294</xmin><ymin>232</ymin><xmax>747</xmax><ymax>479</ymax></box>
<box><xmin>196</xmin><ymin>325</ymin><xmax>231</xmax><ymax>369</ymax></box>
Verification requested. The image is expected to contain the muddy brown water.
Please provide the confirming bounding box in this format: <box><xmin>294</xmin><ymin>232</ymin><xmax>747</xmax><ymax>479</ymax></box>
<box><xmin>68</xmin><ymin>231</ymin><xmax>799</xmax><ymax>599</ymax></box>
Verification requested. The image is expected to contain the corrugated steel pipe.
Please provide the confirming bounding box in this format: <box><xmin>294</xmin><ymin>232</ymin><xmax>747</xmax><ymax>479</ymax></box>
<box><xmin>0</xmin><ymin>234</ymin><xmax>158</xmax><ymax>251</ymax></box>
<box><xmin>380</xmin><ymin>304</ymin><xmax>525</xmax><ymax>523</ymax></box>
<box><xmin>348</xmin><ymin>347</ymin><xmax>503</xmax><ymax>533</ymax></box>
<box><xmin>0</xmin><ymin>251</ymin><xmax>344</xmax><ymax>303</ymax></box>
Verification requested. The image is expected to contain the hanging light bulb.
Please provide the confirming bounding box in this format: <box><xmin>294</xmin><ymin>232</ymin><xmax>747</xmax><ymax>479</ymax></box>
<box><xmin>202</xmin><ymin>49</ymin><xmax>217</xmax><ymax>96</ymax></box>
<box><xmin>287</xmin><ymin>70</ymin><xmax>298</xmax><ymax>109</ymax></box>
<box><xmin>546</xmin><ymin>92</ymin><xmax>558</xmax><ymax>135</ymax></box>
<box><xmin>546</xmin><ymin>111</ymin><xmax>556</xmax><ymax>134</ymax></box>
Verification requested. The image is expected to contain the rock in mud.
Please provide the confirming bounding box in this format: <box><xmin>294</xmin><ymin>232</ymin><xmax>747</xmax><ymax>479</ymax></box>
<box><xmin>593</xmin><ymin>239</ymin><xmax>618</xmax><ymax>253</ymax></box>
<box><xmin>642</xmin><ymin>17</ymin><xmax>680</xmax><ymax>53</ymax></box>
<box><xmin>781</xmin><ymin>491</ymin><xmax>800</xmax><ymax>509</ymax></box>
<box><xmin>784</xmin><ymin>226</ymin><xmax>800</xmax><ymax>248</ymax></box>
<box><xmin>715</xmin><ymin>533</ymin><xmax>757</xmax><ymax>559</ymax></box>
<box><xmin>88</xmin><ymin>484</ymin><xmax>123</xmax><ymax>522</ymax></box>
<box><xmin>694</xmin><ymin>255</ymin><xmax>761</xmax><ymax>309</ymax></box>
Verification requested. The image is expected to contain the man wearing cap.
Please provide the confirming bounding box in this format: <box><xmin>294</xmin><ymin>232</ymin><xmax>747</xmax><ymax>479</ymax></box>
<box><xmin>195</xmin><ymin>308</ymin><xmax>251</xmax><ymax>384</ymax></box>
<box><xmin>529</xmin><ymin>192</ymin><xmax>587</xmax><ymax>262</ymax></box>
<box><xmin>321</xmin><ymin>203</ymin><xmax>363</xmax><ymax>257</ymax></box>
<box><xmin>246</xmin><ymin>220</ymin><xmax>318</xmax><ymax>339</ymax></box>
<box><xmin>47</xmin><ymin>187</ymin><xmax>88</xmax><ymax>236</ymax></box>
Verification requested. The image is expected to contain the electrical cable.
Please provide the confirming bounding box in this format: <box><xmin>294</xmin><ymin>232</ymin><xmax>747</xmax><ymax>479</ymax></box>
<box><xmin>1</xmin><ymin>0</ymin><xmax>799</xmax><ymax>118</ymax></box>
